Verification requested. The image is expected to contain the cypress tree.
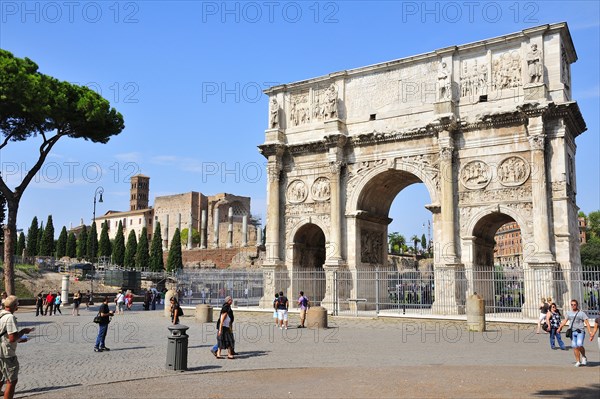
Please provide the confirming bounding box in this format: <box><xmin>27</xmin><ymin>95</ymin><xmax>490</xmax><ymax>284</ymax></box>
<box><xmin>26</xmin><ymin>216</ymin><xmax>39</xmax><ymax>256</ymax></box>
<box><xmin>76</xmin><ymin>225</ymin><xmax>88</xmax><ymax>259</ymax></box>
<box><xmin>98</xmin><ymin>221</ymin><xmax>111</xmax><ymax>257</ymax></box>
<box><xmin>56</xmin><ymin>226</ymin><xmax>68</xmax><ymax>258</ymax></box>
<box><xmin>15</xmin><ymin>232</ymin><xmax>25</xmax><ymax>257</ymax></box>
<box><xmin>112</xmin><ymin>221</ymin><xmax>125</xmax><ymax>267</ymax></box>
<box><xmin>37</xmin><ymin>221</ymin><xmax>44</xmax><ymax>256</ymax></box>
<box><xmin>124</xmin><ymin>230</ymin><xmax>138</xmax><ymax>269</ymax></box>
<box><xmin>40</xmin><ymin>215</ymin><xmax>55</xmax><ymax>256</ymax></box>
<box><xmin>66</xmin><ymin>232</ymin><xmax>77</xmax><ymax>258</ymax></box>
<box><xmin>86</xmin><ymin>222</ymin><xmax>98</xmax><ymax>261</ymax></box>
<box><xmin>135</xmin><ymin>227</ymin><xmax>149</xmax><ymax>270</ymax></box>
<box><xmin>149</xmin><ymin>222</ymin><xmax>164</xmax><ymax>272</ymax></box>
<box><xmin>166</xmin><ymin>228</ymin><xmax>182</xmax><ymax>272</ymax></box>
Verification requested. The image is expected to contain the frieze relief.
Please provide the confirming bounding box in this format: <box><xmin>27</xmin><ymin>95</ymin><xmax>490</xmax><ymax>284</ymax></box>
<box><xmin>285</xmin><ymin>202</ymin><xmax>331</xmax><ymax>217</ymax></box>
<box><xmin>460</xmin><ymin>58</ymin><xmax>488</xmax><ymax>98</ymax></box>
<box><xmin>346</xmin><ymin>159</ymin><xmax>386</xmax><ymax>199</ymax></box>
<box><xmin>491</xmin><ymin>51</ymin><xmax>521</xmax><ymax>91</ymax></box>
<box><xmin>360</xmin><ymin>229</ymin><xmax>384</xmax><ymax>264</ymax></box>
<box><xmin>561</xmin><ymin>45</ymin><xmax>571</xmax><ymax>89</ymax></box>
<box><xmin>288</xmin><ymin>84</ymin><xmax>339</xmax><ymax>127</ymax></box>
<box><xmin>460</xmin><ymin>160</ymin><xmax>491</xmax><ymax>190</ymax></box>
<box><xmin>396</xmin><ymin>154</ymin><xmax>441</xmax><ymax>191</ymax></box>
<box><xmin>287</xmin><ymin>179</ymin><xmax>308</xmax><ymax>203</ymax></box>
<box><xmin>497</xmin><ymin>156</ymin><xmax>530</xmax><ymax>187</ymax></box>
<box><xmin>285</xmin><ymin>214</ymin><xmax>331</xmax><ymax>241</ymax></box>
<box><xmin>458</xmin><ymin>185</ymin><xmax>532</xmax><ymax>204</ymax></box>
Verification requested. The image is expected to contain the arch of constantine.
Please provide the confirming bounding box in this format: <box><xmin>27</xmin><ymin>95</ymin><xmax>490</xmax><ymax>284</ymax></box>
<box><xmin>258</xmin><ymin>23</ymin><xmax>587</xmax><ymax>318</ymax></box>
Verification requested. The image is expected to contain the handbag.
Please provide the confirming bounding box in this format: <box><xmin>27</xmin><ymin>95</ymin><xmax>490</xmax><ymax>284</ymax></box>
<box><xmin>565</xmin><ymin>311</ymin><xmax>579</xmax><ymax>339</ymax></box>
<box><xmin>542</xmin><ymin>322</ymin><xmax>549</xmax><ymax>332</ymax></box>
<box><xmin>93</xmin><ymin>310</ymin><xmax>102</xmax><ymax>324</ymax></box>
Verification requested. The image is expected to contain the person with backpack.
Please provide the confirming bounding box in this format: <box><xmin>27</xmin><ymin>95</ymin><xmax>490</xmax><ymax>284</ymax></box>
<box><xmin>297</xmin><ymin>291</ymin><xmax>310</xmax><ymax>329</ymax></box>
<box><xmin>169</xmin><ymin>297</ymin><xmax>183</xmax><ymax>325</ymax></box>
<box><xmin>114</xmin><ymin>291</ymin><xmax>125</xmax><ymax>315</ymax></box>
<box><xmin>276</xmin><ymin>291</ymin><xmax>289</xmax><ymax>330</ymax></box>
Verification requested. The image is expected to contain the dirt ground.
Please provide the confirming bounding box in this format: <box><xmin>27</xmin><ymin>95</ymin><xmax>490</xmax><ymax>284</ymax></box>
<box><xmin>17</xmin><ymin>269</ymin><xmax>117</xmax><ymax>297</ymax></box>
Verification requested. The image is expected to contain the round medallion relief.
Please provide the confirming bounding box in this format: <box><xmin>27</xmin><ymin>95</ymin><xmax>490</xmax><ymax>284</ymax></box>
<box><xmin>311</xmin><ymin>177</ymin><xmax>331</xmax><ymax>201</ymax></box>
<box><xmin>498</xmin><ymin>156</ymin><xmax>530</xmax><ymax>187</ymax></box>
<box><xmin>460</xmin><ymin>160</ymin><xmax>491</xmax><ymax>190</ymax></box>
<box><xmin>287</xmin><ymin>179</ymin><xmax>307</xmax><ymax>203</ymax></box>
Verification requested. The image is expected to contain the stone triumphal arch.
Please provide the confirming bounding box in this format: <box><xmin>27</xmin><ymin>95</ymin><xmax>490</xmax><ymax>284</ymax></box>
<box><xmin>259</xmin><ymin>23</ymin><xmax>586</xmax><ymax>318</ymax></box>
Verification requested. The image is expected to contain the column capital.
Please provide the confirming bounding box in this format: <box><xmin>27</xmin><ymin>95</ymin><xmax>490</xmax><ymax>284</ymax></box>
<box><xmin>267</xmin><ymin>162</ymin><xmax>283</xmax><ymax>183</ymax></box>
<box><xmin>439</xmin><ymin>146</ymin><xmax>454</xmax><ymax>161</ymax></box>
<box><xmin>329</xmin><ymin>160</ymin><xmax>344</xmax><ymax>175</ymax></box>
<box><xmin>528</xmin><ymin>134</ymin><xmax>545</xmax><ymax>151</ymax></box>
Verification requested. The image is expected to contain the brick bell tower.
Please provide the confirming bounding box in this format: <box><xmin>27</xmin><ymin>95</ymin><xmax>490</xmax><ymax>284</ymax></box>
<box><xmin>130</xmin><ymin>174</ymin><xmax>150</xmax><ymax>210</ymax></box>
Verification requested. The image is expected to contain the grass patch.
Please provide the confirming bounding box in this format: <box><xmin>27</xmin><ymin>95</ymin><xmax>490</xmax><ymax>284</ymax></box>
<box><xmin>0</xmin><ymin>279</ymin><xmax>32</xmax><ymax>298</ymax></box>
<box><xmin>15</xmin><ymin>263</ymin><xmax>39</xmax><ymax>275</ymax></box>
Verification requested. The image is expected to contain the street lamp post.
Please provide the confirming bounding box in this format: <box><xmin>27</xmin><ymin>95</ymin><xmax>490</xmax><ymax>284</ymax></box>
<box><xmin>91</xmin><ymin>186</ymin><xmax>104</xmax><ymax>301</ymax></box>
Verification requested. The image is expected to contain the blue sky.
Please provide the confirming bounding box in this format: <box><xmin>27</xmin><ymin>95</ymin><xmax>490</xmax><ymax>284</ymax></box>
<box><xmin>0</xmin><ymin>1</ymin><xmax>599</xmax><ymax>241</ymax></box>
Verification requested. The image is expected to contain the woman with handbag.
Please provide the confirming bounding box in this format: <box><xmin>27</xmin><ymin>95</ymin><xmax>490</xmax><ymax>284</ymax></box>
<box><xmin>545</xmin><ymin>303</ymin><xmax>566</xmax><ymax>350</ymax></box>
<box><xmin>558</xmin><ymin>299</ymin><xmax>593</xmax><ymax>367</ymax></box>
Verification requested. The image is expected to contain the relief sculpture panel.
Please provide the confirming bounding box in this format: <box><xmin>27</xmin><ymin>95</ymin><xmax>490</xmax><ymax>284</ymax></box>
<box><xmin>360</xmin><ymin>229</ymin><xmax>384</xmax><ymax>264</ymax></box>
<box><xmin>498</xmin><ymin>156</ymin><xmax>530</xmax><ymax>187</ymax></box>
<box><xmin>287</xmin><ymin>179</ymin><xmax>308</xmax><ymax>203</ymax></box>
<box><xmin>311</xmin><ymin>177</ymin><xmax>331</xmax><ymax>202</ymax></box>
<box><xmin>460</xmin><ymin>160</ymin><xmax>491</xmax><ymax>190</ymax></box>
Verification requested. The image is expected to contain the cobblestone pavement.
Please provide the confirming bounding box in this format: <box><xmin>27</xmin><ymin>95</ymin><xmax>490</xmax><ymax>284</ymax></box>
<box><xmin>12</xmin><ymin>306</ymin><xmax>600</xmax><ymax>398</ymax></box>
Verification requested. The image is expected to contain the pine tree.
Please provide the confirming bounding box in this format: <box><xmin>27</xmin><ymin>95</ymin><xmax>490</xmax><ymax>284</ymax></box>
<box><xmin>0</xmin><ymin>189</ymin><xmax>5</xmax><ymax>249</ymax></box>
<box><xmin>26</xmin><ymin>216</ymin><xmax>39</xmax><ymax>256</ymax></box>
<box><xmin>149</xmin><ymin>222</ymin><xmax>164</xmax><ymax>272</ymax></box>
<box><xmin>421</xmin><ymin>234</ymin><xmax>427</xmax><ymax>253</ymax></box>
<box><xmin>166</xmin><ymin>228</ymin><xmax>183</xmax><ymax>272</ymax></box>
<box><xmin>124</xmin><ymin>230</ymin><xmax>138</xmax><ymax>269</ymax></box>
<box><xmin>98</xmin><ymin>221</ymin><xmax>111</xmax><ymax>257</ymax></box>
<box><xmin>112</xmin><ymin>221</ymin><xmax>125</xmax><ymax>267</ymax></box>
<box><xmin>15</xmin><ymin>232</ymin><xmax>25</xmax><ymax>257</ymax></box>
<box><xmin>56</xmin><ymin>226</ymin><xmax>68</xmax><ymax>258</ymax></box>
<box><xmin>86</xmin><ymin>222</ymin><xmax>98</xmax><ymax>261</ymax></box>
<box><xmin>76</xmin><ymin>225</ymin><xmax>88</xmax><ymax>259</ymax></box>
<box><xmin>67</xmin><ymin>232</ymin><xmax>77</xmax><ymax>258</ymax></box>
<box><xmin>135</xmin><ymin>227</ymin><xmax>149</xmax><ymax>270</ymax></box>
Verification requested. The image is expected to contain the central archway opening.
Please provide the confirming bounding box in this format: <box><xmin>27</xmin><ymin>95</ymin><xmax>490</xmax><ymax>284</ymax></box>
<box><xmin>471</xmin><ymin>213</ymin><xmax>524</xmax><ymax>315</ymax></box>
<box><xmin>292</xmin><ymin>223</ymin><xmax>326</xmax><ymax>306</ymax></box>
<box><xmin>354</xmin><ymin>169</ymin><xmax>435</xmax><ymax>313</ymax></box>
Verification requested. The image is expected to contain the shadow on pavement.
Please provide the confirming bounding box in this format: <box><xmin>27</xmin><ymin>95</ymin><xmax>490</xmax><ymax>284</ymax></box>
<box><xmin>534</xmin><ymin>383</ymin><xmax>600</xmax><ymax>398</ymax></box>
<box><xmin>186</xmin><ymin>365</ymin><xmax>221</xmax><ymax>372</ymax></box>
<box><xmin>233</xmin><ymin>350</ymin><xmax>270</xmax><ymax>359</ymax></box>
<box><xmin>188</xmin><ymin>344</ymin><xmax>212</xmax><ymax>349</ymax></box>
<box><xmin>17</xmin><ymin>383</ymin><xmax>82</xmax><ymax>396</ymax></box>
<box><xmin>109</xmin><ymin>346</ymin><xmax>149</xmax><ymax>351</ymax></box>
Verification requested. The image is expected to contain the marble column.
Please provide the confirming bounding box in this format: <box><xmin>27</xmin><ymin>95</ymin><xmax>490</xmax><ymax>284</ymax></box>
<box><xmin>213</xmin><ymin>207</ymin><xmax>219</xmax><ymax>248</ymax></box>
<box><xmin>527</xmin><ymin>121</ymin><xmax>553</xmax><ymax>262</ymax></box>
<box><xmin>163</xmin><ymin>214</ymin><xmax>169</xmax><ymax>251</ymax></box>
<box><xmin>200</xmin><ymin>210</ymin><xmax>207</xmax><ymax>249</ymax></box>
<box><xmin>265</xmin><ymin>161</ymin><xmax>282</xmax><ymax>262</ymax></box>
<box><xmin>256</xmin><ymin>226</ymin><xmax>262</xmax><ymax>247</ymax></box>
<box><xmin>187</xmin><ymin>212</ymin><xmax>193</xmax><ymax>250</ymax></box>
<box><xmin>327</xmin><ymin>161</ymin><xmax>343</xmax><ymax>262</ymax></box>
<box><xmin>242</xmin><ymin>215</ymin><xmax>248</xmax><ymax>247</ymax></box>
<box><xmin>227</xmin><ymin>207</ymin><xmax>233</xmax><ymax>248</ymax></box>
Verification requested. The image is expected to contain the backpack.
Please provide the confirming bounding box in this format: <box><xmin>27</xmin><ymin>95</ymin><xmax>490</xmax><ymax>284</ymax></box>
<box><xmin>301</xmin><ymin>296</ymin><xmax>309</xmax><ymax>308</ymax></box>
<box><xmin>178</xmin><ymin>306</ymin><xmax>184</xmax><ymax>316</ymax></box>
<box><xmin>277</xmin><ymin>296</ymin><xmax>287</xmax><ymax>309</ymax></box>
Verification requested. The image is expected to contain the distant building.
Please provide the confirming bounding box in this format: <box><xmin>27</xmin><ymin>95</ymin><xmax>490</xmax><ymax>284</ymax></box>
<box><xmin>94</xmin><ymin>175</ymin><xmax>260</xmax><ymax>250</ymax></box>
<box><xmin>578</xmin><ymin>216</ymin><xmax>587</xmax><ymax>244</ymax></box>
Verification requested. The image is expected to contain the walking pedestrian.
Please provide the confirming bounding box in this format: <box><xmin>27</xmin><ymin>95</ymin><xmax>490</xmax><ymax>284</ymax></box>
<box><xmin>273</xmin><ymin>293</ymin><xmax>279</xmax><ymax>326</ymax></box>
<box><xmin>94</xmin><ymin>296</ymin><xmax>114</xmax><ymax>352</ymax></box>
<box><xmin>210</xmin><ymin>296</ymin><xmax>236</xmax><ymax>357</ymax></box>
<box><xmin>216</xmin><ymin>296</ymin><xmax>235</xmax><ymax>360</ymax></box>
<box><xmin>297</xmin><ymin>291</ymin><xmax>310</xmax><ymax>328</ymax></box>
<box><xmin>35</xmin><ymin>292</ymin><xmax>44</xmax><ymax>317</ymax></box>
<box><xmin>53</xmin><ymin>291</ymin><xmax>62</xmax><ymax>315</ymax></box>
<box><xmin>72</xmin><ymin>291</ymin><xmax>81</xmax><ymax>316</ymax></box>
<box><xmin>44</xmin><ymin>292</ymin><xmax>54</xmax><ymax>316</ymax></box>
<box><xmin>558</xmin><ymin>299</ymin><xmax>593</xmax><ymax>367</ymax></box>
<box><xmin>114</xmin><ymin>290</ymin><xmax>125</xmax><ymax>315</ymax></box>
<box><xmin>545</xmin><ymin>303</ymin><xmax>566</xmax><ymax>350</ymax></box>
<box><xmin>276</xmin><ymin>291</ymin><xmax>289</xmax><ymax>330</ymax></box>
<box><xmin>0</xmin><ymin>296</ymin><xmax>35</xmax><ymax>399</ymax></box>
<box><xmin>589</xmin><ymin>315</ymin><xmax>600</xmax><ymax>351</ymax></box>
<box><xmin>536</xmin><ymin>297</ymin><xmax>549</xmax><ymax>334</ymax></box>
<box><xmin>169</xmin><ymin>297</ymin><xmax>183</xmax><ymax>325</ymax></box>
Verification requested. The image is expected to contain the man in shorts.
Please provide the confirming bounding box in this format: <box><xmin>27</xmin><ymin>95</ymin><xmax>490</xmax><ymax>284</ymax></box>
<box><xmin>297</xmin><ymin>291</ymin><xmax>309</xmax><ymax>328</ymax></box>
<box><xmin>276</xmin><ymin>291</ymin><xmax>289</xmax><ymax>330</ymax></box>
<box><xmin>0</xmin><ymin>295</ymin><xmax>35</xmax><ymax>399</ymax></box>
<box><xmin>558</xmin><ymin>299</ymin><xmax>593</xmax><ymax>367</ymax></box>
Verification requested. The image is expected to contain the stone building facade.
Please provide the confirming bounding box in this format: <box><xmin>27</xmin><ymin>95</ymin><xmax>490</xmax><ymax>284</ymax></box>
<box><xmin>94</xmin><ymin>176</ymin><xmax>261</xmax><ymax>257</ymax></box>
<box><xmin>259</xmin><ymin>23</ymin><xmax>586</xmax><ymax>317</ymax></box>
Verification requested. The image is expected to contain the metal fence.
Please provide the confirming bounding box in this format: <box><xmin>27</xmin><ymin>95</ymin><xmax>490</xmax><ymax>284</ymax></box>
<box><xmin>173</xmin><ymin>265</ymin><xmax>600</xmax><ymax>320</ymax></box>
